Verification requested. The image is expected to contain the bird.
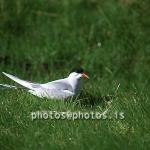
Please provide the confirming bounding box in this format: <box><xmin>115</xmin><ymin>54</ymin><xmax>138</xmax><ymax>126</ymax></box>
<box><xmin>0</xmin><ymin>68</ymin><xmax>89</xmax><ymax>99</ymax></box>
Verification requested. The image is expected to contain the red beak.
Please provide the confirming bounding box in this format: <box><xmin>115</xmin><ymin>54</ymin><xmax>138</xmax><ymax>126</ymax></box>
<box><xmin>82</xmin><ymin>73</ymin><xmax>89</xmax><ymax>79</ymax></box>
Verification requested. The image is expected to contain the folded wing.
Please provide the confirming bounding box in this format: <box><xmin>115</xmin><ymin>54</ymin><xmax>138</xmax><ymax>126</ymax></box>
<box><xmin>42</xmin><ymin>79</ymin><xmax>73</xmax><ymax>92</ymax></box>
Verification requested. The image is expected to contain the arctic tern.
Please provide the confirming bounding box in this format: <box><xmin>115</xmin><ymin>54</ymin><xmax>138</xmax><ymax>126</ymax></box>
<box><xmin>0</xmin><ymin>68</ymin><xmax>89</xmax><ymax>99</ymax></box>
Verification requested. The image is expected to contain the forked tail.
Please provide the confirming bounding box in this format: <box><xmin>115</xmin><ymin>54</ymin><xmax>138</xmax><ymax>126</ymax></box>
<box><xmin>2</xmin><ymin>72</ymin><xmax>39</xmax><ymax>90</ymax></box>
<box><xmin>0</xmin><ymin>84</ymin><xmax>17</xmax><ymax>89</ymax></box>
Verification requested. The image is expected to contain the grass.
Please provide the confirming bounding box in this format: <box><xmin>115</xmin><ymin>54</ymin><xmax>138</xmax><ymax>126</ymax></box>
<box><xmin>0</xmin><ymin>0</ymin><xmax>150</xmax><ymax>149</ymax></box>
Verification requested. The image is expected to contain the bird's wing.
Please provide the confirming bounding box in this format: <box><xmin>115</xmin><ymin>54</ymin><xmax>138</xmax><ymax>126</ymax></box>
<box><xmin>41</xmin><ymin>79</ymin><xmax>73</xmax><ymax>92</ymax></box>
<box><xmin>2</xmin><ymin>72</ymin><xmax>41</xmax><ymax>90</ymax></box>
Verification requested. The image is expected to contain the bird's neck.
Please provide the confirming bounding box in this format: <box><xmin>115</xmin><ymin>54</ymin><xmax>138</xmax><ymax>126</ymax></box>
<box><xmin>68</xmin><ymin>78</ymin><xmax>82</xmax><ymax>94</ymax></box>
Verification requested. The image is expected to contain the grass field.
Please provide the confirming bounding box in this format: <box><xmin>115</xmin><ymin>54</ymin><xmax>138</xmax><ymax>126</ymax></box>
<box><xmin>0</xmin><ymin>0</ymin><xmax>150</xmax><ymax>149</ymax></box>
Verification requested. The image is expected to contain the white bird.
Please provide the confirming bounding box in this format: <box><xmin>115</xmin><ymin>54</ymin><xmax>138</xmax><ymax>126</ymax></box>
<box><xmin>0</xmin><ymin>68</ymin><xmax>89</xmax><ymax>99</ymax></box>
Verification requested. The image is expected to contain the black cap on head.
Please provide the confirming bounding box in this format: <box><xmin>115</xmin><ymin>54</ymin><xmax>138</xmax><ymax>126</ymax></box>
<box><xmin>72</xmin><ymin>67</ymin><xmax>84</xmax><ymax>73</ymax></box>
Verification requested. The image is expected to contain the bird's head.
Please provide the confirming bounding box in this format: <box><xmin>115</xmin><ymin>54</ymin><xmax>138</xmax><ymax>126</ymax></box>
<box><xmin>68</xmin><ymin>68</ymin><xmax>89</xmax><ymax>80</ymax></box>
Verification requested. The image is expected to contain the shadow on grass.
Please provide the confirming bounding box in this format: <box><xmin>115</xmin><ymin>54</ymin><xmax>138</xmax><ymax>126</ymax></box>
<box><xmin>66</xmin><ymin>91</ymin><xmax>114</xmax><ymax>107</ymax></box>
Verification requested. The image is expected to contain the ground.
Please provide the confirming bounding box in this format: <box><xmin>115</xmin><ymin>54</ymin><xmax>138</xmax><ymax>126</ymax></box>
<box><xmin>0</xmin><ymin>0</ymin><xmax>150</xmax><ymax>149</ymax></box>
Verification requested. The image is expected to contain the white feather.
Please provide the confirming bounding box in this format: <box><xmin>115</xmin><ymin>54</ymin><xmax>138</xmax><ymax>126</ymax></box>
<box><xmin>1</xmin><ymin>72</ymin><xmax>83</xmax><ymax>99</ymax></box>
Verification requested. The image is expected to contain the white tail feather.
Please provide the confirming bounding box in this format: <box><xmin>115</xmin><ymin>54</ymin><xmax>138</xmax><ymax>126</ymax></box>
<box><xmin>2</xmin><ymin>72</ymin><xmax>38</xmax><ymax>90</ymax></box>
<box><xmin>0</xmin><ymin>84</ymin><xmax>17</xmax><ymax>89</ymax></box>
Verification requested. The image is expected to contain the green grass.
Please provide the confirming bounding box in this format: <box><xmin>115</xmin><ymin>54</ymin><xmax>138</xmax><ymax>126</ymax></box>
<box><xmin>0</xmin><ymin>0</ymin><xmax>150</xmax><ymax>149</ymax></box>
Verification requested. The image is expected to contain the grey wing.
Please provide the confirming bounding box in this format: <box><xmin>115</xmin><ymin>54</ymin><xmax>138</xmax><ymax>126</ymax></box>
<box><xmin>41</xmin><ymin>79</ymin><xmax>73</xmax><ymax>92</ymax></box>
